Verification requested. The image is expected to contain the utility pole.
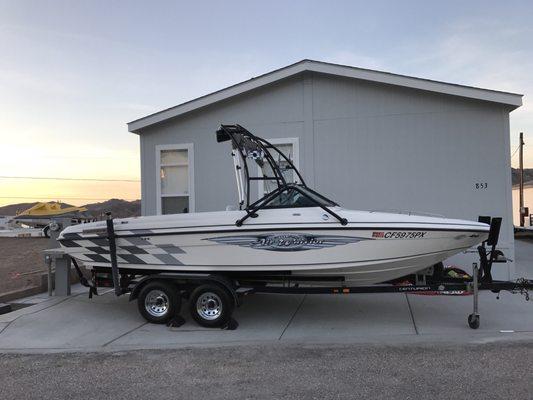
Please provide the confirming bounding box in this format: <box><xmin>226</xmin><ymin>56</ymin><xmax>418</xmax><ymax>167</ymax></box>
<box><xmin>519</xmin><ymin>132</ymin><xmax>525</xmax><ymax>227</ymax></box>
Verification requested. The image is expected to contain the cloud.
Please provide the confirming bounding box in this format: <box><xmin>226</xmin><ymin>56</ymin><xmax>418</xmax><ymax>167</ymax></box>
<box><xmin>406</xmin><ymin>18</ymin><xmax>531</xmax><ymax>93</ymax></box>
<box><xmin>0</xmin><ymin>68</ymin><xmax>74</xmax><ymax>96</ymax></box>
<box><xmin>319</xmin><ymin>18</ymin><xmax>533</xmax><ymax>165</ymax></box>
<box><xmin>415</xmin><ymin>18</ymin><xmax>533</xmax><ymax>161</ymax></box>
<box><xmin>107</xmin><ymin>102</ymin><xmax>160</xmax><ymax>113</ymax></box>
<box><xmin>324</xmin><ymin>51</ymin><xmax>385</xmax><ymax>71</ymax></box>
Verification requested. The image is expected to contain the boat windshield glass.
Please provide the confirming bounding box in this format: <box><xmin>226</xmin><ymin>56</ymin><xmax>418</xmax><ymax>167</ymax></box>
<box><xmin>263</xmin><ymin>185</ymin><xmax>337</xmax><ymax>208</ymax></box>
<box><xmin>258</xmin><ymin>159</ymin><xmax>278</xmax><ymax>194</ymax></box>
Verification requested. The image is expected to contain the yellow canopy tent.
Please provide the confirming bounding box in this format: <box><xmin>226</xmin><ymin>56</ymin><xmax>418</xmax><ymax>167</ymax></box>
<box><xmin>16</xmin><ymin>202</ymin><xmax>88</xmax><ymax>217</ymax></box>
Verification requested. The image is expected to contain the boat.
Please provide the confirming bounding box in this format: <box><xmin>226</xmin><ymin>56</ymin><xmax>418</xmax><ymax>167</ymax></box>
<box><xmin>58</xmin><ymin>124</ymin><xmax>489</xmax><ymax>285</ymax></box>
<box><xmin>13</xmin><ymin>202</ymin><xmax>94</xmax><ymax>237</ymax></box>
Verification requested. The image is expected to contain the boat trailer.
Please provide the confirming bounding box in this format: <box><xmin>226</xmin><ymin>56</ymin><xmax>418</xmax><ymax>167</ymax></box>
<box><xmin>72</xmin><ymin>214</ymin><xmax>533</xmax><ymax>330</ymax></box>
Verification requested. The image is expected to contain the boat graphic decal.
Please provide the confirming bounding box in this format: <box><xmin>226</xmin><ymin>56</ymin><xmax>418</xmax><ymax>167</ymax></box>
<box><xmin>206</xmin><ymin>233</ymin><xmax>368</xmax><ymax>251</ymax></box>
<box><xmin>58</xmin><ymin>233</ymin><xmax>187</xmax><ymax>265</ymax></box>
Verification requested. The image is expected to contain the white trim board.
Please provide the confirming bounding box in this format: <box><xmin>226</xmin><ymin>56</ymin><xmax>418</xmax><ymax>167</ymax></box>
<box><xmin>155</xmin><ymin>143</ymin><xmax>195</xmax><ymax>215</ymax></box>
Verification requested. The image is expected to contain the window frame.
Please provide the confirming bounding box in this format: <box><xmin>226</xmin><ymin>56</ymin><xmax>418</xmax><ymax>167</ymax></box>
<box><xmin>155</xmin><ymin>143</ymin><xmax>195</xmax><ymax>215</ymax></box>
<box><xmin>257</xmin><ymin>137</ymin><xmax>300</xmax><ymax>199</ymax></box>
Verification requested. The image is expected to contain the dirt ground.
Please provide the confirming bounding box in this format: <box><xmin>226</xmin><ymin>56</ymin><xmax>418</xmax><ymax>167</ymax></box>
<box><xmin>0</xmin><ymin>237</ymin><xmax>50</xmax><ymax>295</ymax></box>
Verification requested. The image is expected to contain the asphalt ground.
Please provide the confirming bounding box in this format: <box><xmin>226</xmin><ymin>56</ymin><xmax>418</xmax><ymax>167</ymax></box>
<box><xmin>1</xmin><ymin>341</ymin><xmax>533</xmax><ymax>400</ymax></box>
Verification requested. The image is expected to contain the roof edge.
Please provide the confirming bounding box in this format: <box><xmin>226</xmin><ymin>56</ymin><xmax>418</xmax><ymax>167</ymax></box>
<box><xmin>128</xmin><ymin>59</ymin><xmax>523</xmax><ymax>133</ymax></box>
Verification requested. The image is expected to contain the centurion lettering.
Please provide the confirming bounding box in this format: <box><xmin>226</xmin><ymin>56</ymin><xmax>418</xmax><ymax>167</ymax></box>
<box><xmin>208</xmin><ymin>233</ymin><xmax>366</xmax><ymax>251</ymax></box>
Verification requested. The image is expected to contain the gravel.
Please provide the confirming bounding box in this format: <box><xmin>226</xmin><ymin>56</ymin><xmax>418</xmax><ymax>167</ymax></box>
<box><xmin>0</xmin><ymin>238</ymin><xmax>49</xmax><ymax>295</ymax></box>
<box><xmin>1</xmin><ymin>341</ymin><xmax>533</xmax><ymax>400</ymax></box>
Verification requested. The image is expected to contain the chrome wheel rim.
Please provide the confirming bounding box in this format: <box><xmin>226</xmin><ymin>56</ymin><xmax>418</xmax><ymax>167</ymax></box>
<box><xmin>196</xmin><ymin>292</ymin><xmax>222</xmax><ymax>321</ymax></box>
<box><xmin>145</xmin><ymin>290</ymin><xmax>170</xmax><ymax>317</ymax></box>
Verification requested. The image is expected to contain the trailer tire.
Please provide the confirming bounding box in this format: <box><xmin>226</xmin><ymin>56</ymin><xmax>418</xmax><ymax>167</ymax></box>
<box><xmin>189</xmin><ymin>283</ymin><xmax>234</xmax><ymax>328</ymax></box>
<box><xmin>137</xmin><ymin>281</ymin><xmax>180</xmax><ymax>324</ymax></box>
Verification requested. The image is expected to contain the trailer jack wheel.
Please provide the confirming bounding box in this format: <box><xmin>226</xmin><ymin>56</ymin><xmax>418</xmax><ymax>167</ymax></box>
<box><xmin>468</xmin><ymin>313</ymin><xmax>480</xmax><ymax>329</ymax></box>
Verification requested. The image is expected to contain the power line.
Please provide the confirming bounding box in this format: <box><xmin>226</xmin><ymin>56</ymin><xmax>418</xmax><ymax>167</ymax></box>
<box><xmin>36</xmin><ymin>155</ymin><xmax>138</xmax><ymax>160</ymax></box>
<box><xmin>0</xmin><ymin>196</ymin><xmax>139</xmax><ymax>201</ymax></box>
<box><xmin>0</xmin><ymin>176</ymin><xmax>140</xmax><ymax>182</ymax></box>
<box><xmin>511</xmin><ymin>144</ymin><xmax>521</xmax><ymax>159</ymax></box>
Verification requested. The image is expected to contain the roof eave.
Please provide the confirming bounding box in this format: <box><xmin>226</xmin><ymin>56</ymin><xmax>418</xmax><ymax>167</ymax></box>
<box><xmin>128</xmin><ymin>60</ymin><xmax>523</xmax><ymax>134</ymax></box>
<box><xmin>127</xmin><ymin>61</ymin><xmax>310</xmax><ymax>134</ymax></box>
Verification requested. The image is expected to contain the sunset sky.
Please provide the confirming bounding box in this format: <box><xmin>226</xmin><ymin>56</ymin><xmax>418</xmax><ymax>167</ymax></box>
<box><xmin>1</xmin><ymin>0</ymin><xmax>532</xmax><ymax>207</ymax></box>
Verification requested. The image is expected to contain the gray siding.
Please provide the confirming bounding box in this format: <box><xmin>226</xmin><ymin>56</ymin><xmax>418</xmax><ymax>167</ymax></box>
<box><xmin>140</xmin><ymin>75</ymin><xmax>307</xmax><ymax>214</ymax></box>
<box><xmin>138</xmin><ymin>72</ymin><xmax>515</xmax><ymax>279</ymax></box>
<box><xmin>310</xmin><ymin>74</ymin><xmax>514</xmax><ymax>278</ymax></box>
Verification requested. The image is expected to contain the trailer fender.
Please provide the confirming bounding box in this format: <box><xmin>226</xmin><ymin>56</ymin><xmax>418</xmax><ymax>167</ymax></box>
<box><xmin>129</xmin><ymin>274</ymin><xmax>188</xmax><ymax>301</ymax></box>
<box><xmin>128</xmin><ymin>273</ymin><xmax>239</xmax><ymax>307</ymax></box>
<box><xmin>129</xmin><ymin>276</ymin><xmax>155</xmax><ymax>301</ymax></box>
<box><xmin>205</xmin><ymin>274</ymin><xmax>240</xmax><ymax>307</ymax></box>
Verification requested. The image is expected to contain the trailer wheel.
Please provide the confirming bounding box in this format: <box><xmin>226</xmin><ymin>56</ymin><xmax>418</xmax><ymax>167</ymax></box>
<box><xmin>189</xmin><ymin>284</ymin><xmax>234</xmax><ymax>328</ymax></box>
<box><xmin>137</xmin><ymin>281</ymin><xmax>181</xmax><ymax>324</ymax></box>
<box><xmin>468</xmin><ymin>313</ymin><xmax>480</xmax><ymax>329</ymax></box>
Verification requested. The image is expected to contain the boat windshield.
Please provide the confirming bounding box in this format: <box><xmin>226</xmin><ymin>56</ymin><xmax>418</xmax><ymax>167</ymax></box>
<box><xmin>216</xmin><ymin>124</ymin><xmax>347</xmax><ymax>226</ymax></box>
<box><xmin>263</xmin><ymin>185</ymin><xmax>337</xmax><ymax>208</ymax></box>
<box><xmin>258</xmin><ymin>158</ymin><xmax>278</xmax><ymax>194</ymax></box>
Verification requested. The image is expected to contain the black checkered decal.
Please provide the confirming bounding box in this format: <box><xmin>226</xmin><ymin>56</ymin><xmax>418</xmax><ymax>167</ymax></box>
<box><xmin>120</xmin><ymin>246</ymin><xmax>148</xmax><ymax>254</ymax></box>
<box><xmin>59</xmin><ymin>231</ymin><xmax>186</xmax><ymax>265</ymax></box>
<box><xmin>118</xmin><ymin>254</ymin><xmax>147</xmax><ymax>264</ymax></box>
<box><xmin>86</xmin><ymin>254</ymin><xmax>110</xmax><ymax>263</ymax></box>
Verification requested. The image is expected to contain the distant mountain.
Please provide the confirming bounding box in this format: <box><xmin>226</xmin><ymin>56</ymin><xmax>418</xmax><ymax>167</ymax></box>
<box><xmin>0</xmin><ymin>199</ymin><xmax>141</xmax><ymax>219</ymax></box>
<box><xmin>83</xmin><ymin>199</ymin><xmax>141</xmax><ymax>219</ymax></box>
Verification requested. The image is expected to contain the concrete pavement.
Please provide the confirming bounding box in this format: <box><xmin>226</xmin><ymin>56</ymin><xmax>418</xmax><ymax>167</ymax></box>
<box><xmin>1</xmin><ymin>240</ymin><xmax>533</xmax><ymax>353</ymax></box>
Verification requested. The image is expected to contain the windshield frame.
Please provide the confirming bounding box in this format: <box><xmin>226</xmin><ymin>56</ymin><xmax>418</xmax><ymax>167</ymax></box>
<box><xmin>253</xmin><ymin>184</ymin><xmax>338</xmax><ymax>209</ymax></box>
<box><xmin>216</xmin><ymin>125</ymin><xmax>347</xmax><ymax>226</ymax></box>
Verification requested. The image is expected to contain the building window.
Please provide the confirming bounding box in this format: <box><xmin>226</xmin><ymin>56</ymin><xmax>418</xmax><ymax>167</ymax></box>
<box><xmin>258</xmin><ymin>138</ymin><xmax>300</xmax><ymax>197</ymax></box>
<box><xmin>156</xmin><ymin>144</ymin><xmax>194</xmax><ymax>215</ymax></box>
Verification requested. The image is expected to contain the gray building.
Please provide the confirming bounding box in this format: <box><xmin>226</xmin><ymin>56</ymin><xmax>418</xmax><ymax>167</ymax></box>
<box><xmin>128</xmin><ymin>60</ymin><xmax>522</xmax><ymax>279</ymax></box>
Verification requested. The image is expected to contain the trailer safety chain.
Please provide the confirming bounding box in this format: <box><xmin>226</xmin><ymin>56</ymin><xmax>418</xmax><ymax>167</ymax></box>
<box><xmin>71</xmin><ymin>257</ymin><xmax>98</xmax><ymax>298</ymax></box>
<box><xmin>515</xmin><ymin>278</ymin><xmax>530</xmax><ymax>301</ymax></box>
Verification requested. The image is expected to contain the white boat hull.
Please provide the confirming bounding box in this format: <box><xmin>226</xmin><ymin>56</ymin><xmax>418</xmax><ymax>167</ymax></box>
<box><xmin>58</xmin><ymin>208</ymin><xmax>489</xmax><ymax>285</ymax></box>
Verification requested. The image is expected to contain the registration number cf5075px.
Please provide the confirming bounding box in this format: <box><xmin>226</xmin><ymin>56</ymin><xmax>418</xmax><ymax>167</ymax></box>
<box><xmin>373</xmin><ymin>231</ymin><xmax>427</xmax><ymax>239</ymax></box>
